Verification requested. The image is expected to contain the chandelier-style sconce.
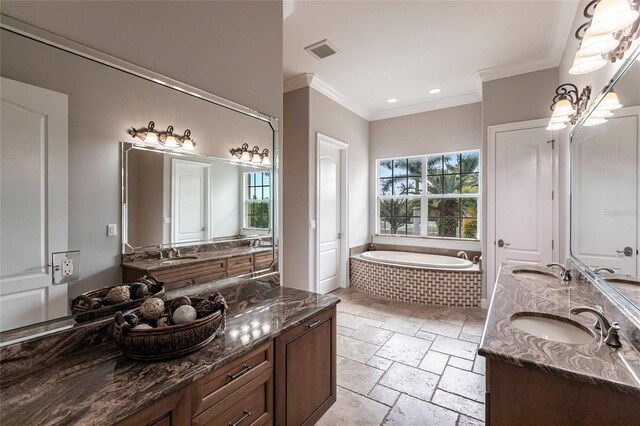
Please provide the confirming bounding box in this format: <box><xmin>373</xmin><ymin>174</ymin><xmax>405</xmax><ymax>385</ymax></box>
<box><xmin>128</xmin><ymin>121</ymin><xmax>195</xmax><ymax>151</ymax></box>
<box><xmin>230</xmin><ymin>143</ymin><xmax>271</xmax><ymax>166</ymax></box>
<box><xmin>569</xmin><ymin>0</ymin><xmax>640</xmax><ymax>75</ymax></box>
<box><xmin>546</xmin><ymin>84</ymin><xmax>592</xmax><ymax>130</ymax></box>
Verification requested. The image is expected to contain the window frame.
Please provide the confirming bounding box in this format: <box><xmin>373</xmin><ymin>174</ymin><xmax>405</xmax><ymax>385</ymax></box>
<box><xmin>376</xmin><ymin>149</ymin><xmax>480</xmax><ymax>240</ymax></box>
<box><xmin>242</xmin><ymin>171</ymin><xmax>271</xmax><ymax>230</ymax></box>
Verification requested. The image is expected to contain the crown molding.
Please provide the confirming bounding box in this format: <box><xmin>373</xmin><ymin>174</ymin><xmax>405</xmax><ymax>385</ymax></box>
<box><xmin>370</xmin><ymin>93</ymin><xmax>482</xmax><ymax>121</ymax></box>
<box><xmin>283</xmin><ymin>73</ymin><xmax>372</xmax><ymax>120</ymax></box>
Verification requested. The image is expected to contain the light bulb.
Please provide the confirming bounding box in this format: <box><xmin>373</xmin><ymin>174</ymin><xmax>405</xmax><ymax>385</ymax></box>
<box><xmin>577</xmin><ymin>29</ymin><xmax>620</xmax><ymax>57</ymax></box>
<box><xmin>262</xmin><ymin>154</ymin><xmax>271</xmax><ymax>166</ymax></box>
<box><xmin>165</xmin><ymin>135</ymin><xmax>178</xmax><ymax>148</ymax></box>
<box><xmin>182</xmin><ymin>138</ymin><xmax>194</xmax><ymax>150</ymax></box>
<box><xmin>584</xmin><ymin>117</ymin><xmax>608</xmax><ymax>126</ymax></box>
<box><xmin>596</xmin><ymin>91</ymin><xmax>623</xmax><ymax>111</ymax></box>
<box><xmin>252</xmin><ymin>153</ymin><xmax>262</xmax><ymax>163</ymax></box>
<box><xmin>552</xmin><ymin>98</ymin><xmax>576</xmax><ymax>116</ymax></box>
<box><xmin>569</xmin><ymin>53</ymin><xmax>607</xmax><ymax>75</ymax></box>
<box><xmin>546</xmin><ymin>122</ymin><xmax>567</xmax><ymax>131</ymax></box>
<box><xmin>145</xmin><ymin>131</ymin><xmax>158</xmax><ymax>145</ymax></box>
<box><xmin>588</xmin><ymin>0</ymin><xmax>639</xmax><ymax>35</ymax></box>
<box><xmin>241</xmin><ymin>149</ymin><xmax>251</xmax><ymax>161</ymax></box>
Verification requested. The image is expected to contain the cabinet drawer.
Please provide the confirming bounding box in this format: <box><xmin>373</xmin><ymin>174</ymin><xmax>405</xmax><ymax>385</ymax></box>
<box><xmin>192</xmin><ymin>370</ymin><xmax>273</xmax><ymax>426</ymax></box>
<box><xmin>227</xmin><ymin>255</ymin><xmax>253</xmax><ymax>270</ymax></box>
<box><xmin>254</xmin><ymin>252</ymin><xmax>274</xmax><ymax>265</ymax></box>
<box><xmin>192</xmin><ymin>343</ymin><xmax>273</xmax><ymax>417</ymax></box>
<box><xmin>227</xmin><ymin>266</ymin><xmax>254</xmax><ymax>277</ymax></box>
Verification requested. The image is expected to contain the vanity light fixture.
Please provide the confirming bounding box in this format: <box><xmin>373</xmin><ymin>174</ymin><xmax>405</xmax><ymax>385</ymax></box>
<box><xmin>230</xmin><ymin>143</ymin><xmax>271</xmax><ymax>165</ymax></box>
<box><xmin>570</xmin><ymin>0</ymin><xmax>640</xmax><ymax>75</ymax></box>
<box><xmin>128</xmin><ymin>121</ymin><xmax>196</xmax><ymax>150</ymax></box>
<box><xmin>595</xmin><ymin>90</ymin><xmax>624</xmax><ymax>110</ymax></box>
<box><xmin>546</xmin><ymin>84</ymin><xmax>591</xmax><ymax>130</ymax></box>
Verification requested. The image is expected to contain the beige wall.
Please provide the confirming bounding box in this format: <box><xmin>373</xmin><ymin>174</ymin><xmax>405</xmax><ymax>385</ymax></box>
<box><xmin>1</xmin><ymin>1</ymin><xmax>283</xmax><ymax>299</ymax></box>
<box><xmin>369</xmin><ymin>103</ymin><xmax>482</xmax><ymax>251</ymax></box>
<box><xmin>282</xmin><ymin>86</ymin><xmax>370</xmax><ymax>291</ymax></box>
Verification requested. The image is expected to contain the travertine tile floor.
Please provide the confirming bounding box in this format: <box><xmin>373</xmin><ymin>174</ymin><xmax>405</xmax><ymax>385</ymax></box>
<box><xmin>317</xmin><ymin>288</ymin><xmax>487</xmax><ymax>426</ymax></box>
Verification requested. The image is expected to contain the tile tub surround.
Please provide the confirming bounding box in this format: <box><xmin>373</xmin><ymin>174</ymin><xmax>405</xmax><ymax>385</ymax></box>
<box><xmin>350</xmin><ymin>256</ymin><xmax>482</xmax><ymax>308</ymax></box>
<box><xmin>318</xmin><ymin>288</ymin><xmax>488</xmax><ymax>425</ymax></box>
<box><xmin>0</xmin><ymin>280</ymin><xmax>338</xmax><ymax>425</ymax></box>
<box><xmin>479</xmin><ymin>264</ymin><xmax>640</xmax><ymax>397</ymax></box>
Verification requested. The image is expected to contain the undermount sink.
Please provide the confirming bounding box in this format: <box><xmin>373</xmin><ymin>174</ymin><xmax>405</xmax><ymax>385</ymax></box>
<box><xmin>510</xmin><ymin>313</ymin><xmax>595</xmax><ymax>345</ymax></box>
<box><xmin>160</xmin><ymin>256</ymin><xmax>199</xmax><ymax>265</ymax></box>
<box><xmin>607</xmin><ymin>278</ymin><xmax>640</xmax><ymax>286</ymax></box>
<box><xmin>512</xmin><ymin>269</ymin><xmax>557</xmax><ymax>279</ymax></box>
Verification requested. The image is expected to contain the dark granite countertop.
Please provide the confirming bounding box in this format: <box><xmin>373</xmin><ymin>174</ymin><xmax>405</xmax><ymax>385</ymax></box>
<box><xmin>479</xmin><ymin>264</ymin><xmax>640</xmax><ymax>396</ymax></box>
<box><xmin>121</xmin><ymin>246</ymin><xmax>274</xmax><ymax>272</ymax></box>
<box><xmin>0</xmin><ymin>280</ymin><xmax>339</xmax><ymax>425</ymax></box>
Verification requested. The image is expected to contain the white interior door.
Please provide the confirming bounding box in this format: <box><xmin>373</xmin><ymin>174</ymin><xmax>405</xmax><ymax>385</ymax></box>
<box><xmin>171</xmin><ymin>160</ymin><xmax>209</xmax><ymax>243</ymax></box>
<box><xmin>572</xmin><ymin>115</ymin><xmax>637</xmax><ymax>275</ymax></box>
<box><xmin>0</xmin><ymin>77</ymin><xmax>69</xmax><ymax>332</ymax></box>
<box><xmin>318</xmin><ymin>143</ymin><xmax>342</xmax><ymax>294</ymax></box>
<box><xmin>494</xmin><ymin>126</ymin><xmax>554</xmax><ymax>277</ymax></box>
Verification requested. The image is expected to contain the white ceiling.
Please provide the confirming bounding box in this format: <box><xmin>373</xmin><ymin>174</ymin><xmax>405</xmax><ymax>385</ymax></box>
<box><xmin>284</xmin><ymin>1</ymin><xmax>579</xmax><ymax>120</ymax></box>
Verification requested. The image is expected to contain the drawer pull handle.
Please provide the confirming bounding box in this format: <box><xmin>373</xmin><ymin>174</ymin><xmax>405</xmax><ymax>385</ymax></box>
<box><xmin>229</xmin><ymin>410</ymin><xmax>251</xmax><ymax>426</ymax></box>
<box><xmin>227</xmin><ymin>364</ymin><xmax>251</xmax><ymax>381</ymax></box>
<box><xmin>306</xmin><ymin>320</ymin><xmax>321</xmax><ymax>329</ymax></box>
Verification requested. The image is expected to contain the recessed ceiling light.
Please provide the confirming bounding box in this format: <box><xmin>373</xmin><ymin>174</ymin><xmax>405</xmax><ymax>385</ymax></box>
<box><xmin>387</xmin><ymin>98</ymin><xmax>398</xmax><ymax>103</ymax></box>
<box><xmin>429</xmin><ymin>88</ymin><xmax>441</xmax><ymax>94</ymax></box>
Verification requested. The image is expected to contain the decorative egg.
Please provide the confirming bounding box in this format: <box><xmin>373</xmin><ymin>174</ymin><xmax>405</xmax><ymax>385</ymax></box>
<box><xmin>157</xmin><ymin>315</ymin><xmax>173</xmax><ymax>328</ymax></box>
<box><xmin>132</xmin><ymin>323</ymin><xmax>153</xmax><ymax>330</ymax></box>
<box><xmin>170</xmin><ymin>296</ymin><xmax>191</xmax><ymax>313</ymax></box>
<box><xmin>88</xmin><ymin>298</ymin><xmax>103</xmax><ymax>309</ymax></box>
<box><xmin>195</xmin><ymin>300</ymin><xmax>216</xmax><ymax>318</ymax></box>
<box><xmin>123</xmin><ymin>313</ymin><xmax>139</xmax><ymax>328</ymax></box>
<box><xmin>172</xmin><ymin>305</ymin><xmax>197</xmax><ymax>324</ymax></box>
<box><xmin>106</xmin><ymin>286</ymin><xmax>130</xmax><ymax>304</ymax></box>
<box><xmin>140</xmin><ymin>297</ymin><xmax>166</xmax><ymax>320</ymax></box>
<box><xmin>129</xmin><ymin>282</ymin><xmax>149</xmax><ymax>299</ymax></box>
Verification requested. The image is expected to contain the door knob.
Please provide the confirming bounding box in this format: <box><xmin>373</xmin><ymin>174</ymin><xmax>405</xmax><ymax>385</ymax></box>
<box><xmin>337</xmin><ymin>233</ymin><xmax>342</xmax><ymax>240</ymax></box>
<box><xmin>497</xmin><ymin>239</ymin><xmax>510</xmax><ymax>248</ymax></box>
<box><xmin>616</xmin><ymin>246</ymin><xmax>634</xmax><ymax>257</ymax></box>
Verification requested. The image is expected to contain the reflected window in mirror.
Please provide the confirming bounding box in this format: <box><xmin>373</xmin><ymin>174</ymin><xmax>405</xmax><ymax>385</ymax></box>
<box><xmin>244</xmin><ymin>171</ymin><xmax>271</xmax><ymax>230</ymax></box>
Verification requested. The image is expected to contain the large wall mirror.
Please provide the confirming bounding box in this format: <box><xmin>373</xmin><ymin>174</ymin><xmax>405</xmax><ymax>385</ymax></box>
<box><xmin>0</xmin><ymin>22</ymin><xmax>277</xmax><ymax>336</ymax></box>
<box><xmin>570</xmin><ymin>48</ymin><xmax>640</xmax><ymax>322</ymax></box>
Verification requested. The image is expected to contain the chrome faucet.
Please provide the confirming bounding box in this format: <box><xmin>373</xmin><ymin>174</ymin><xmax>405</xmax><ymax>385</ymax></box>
<box><xmin>546</xmin><ymin>262</ymin><xmax>572</xmax><ymax>282</ymax></box>
<box><xmin>594</xmin><ymin>267</ymin><xmax>615</xmax><ymax>275</ymax></box>
<box><xmin>167</xmin><ymin>247</ymin><xmax>182</xmax><ymax>258</ymax></box>
<box><xmin>457</xmin><ymin>251</ymin><xmax>469</xmax><ymax>261</ymax></box>
<box><xmin>570</xmin><ymin>306</ymin><xmax>622</xmax><ymax>347</ymax></box>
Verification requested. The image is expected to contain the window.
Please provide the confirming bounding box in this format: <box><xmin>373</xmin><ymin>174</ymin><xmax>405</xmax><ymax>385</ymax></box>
<box><xmin>377</xmin><ymin>151</ymin><xmax>479</xmax><ymax>239</ymax></box>
<box><xmin>244</xmin><ymin>171</ymin><xmax>270</xmax><ymax>229</ymax></box>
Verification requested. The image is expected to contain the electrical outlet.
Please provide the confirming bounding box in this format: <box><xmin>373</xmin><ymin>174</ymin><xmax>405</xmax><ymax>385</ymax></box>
<box><xmin>107</xmin><ymin>224</ymin><xmax>117</xmax><ymax>237</ymax></box>
<box><xmin>51</xmin><ymin>250</ymin><xmax>81</xmax><ymax>285</ymax></box>
<box><xmin>62</xmin><ymin>259</ymin><xmax>74</xmax><ymax>276</ymax></box>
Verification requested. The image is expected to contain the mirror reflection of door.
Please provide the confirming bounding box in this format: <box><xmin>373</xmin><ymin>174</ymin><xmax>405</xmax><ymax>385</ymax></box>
<box><xmin>572</xmin><ymin>114</ymin><xmax>638</xmax><ymax>275</ymax></box>
<box><xmin>171</xmin><ymin>159</ymin><xmax>210</xmax><ymax>244</ymax></box>
<box><xmin>0</xmin><ymin>78</ymin><xmax>69</xmax><ymax>331</ymax></box>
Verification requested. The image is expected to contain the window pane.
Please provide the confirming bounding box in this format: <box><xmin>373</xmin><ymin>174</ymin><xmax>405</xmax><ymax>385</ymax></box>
<box><xmin>428</xmin><ymin>175</ymin><xmax>443</xmax><ymax>194</ymax></box>
<box><xmin>461</xmin><ymin>219</ymin><xmax>478</xmax><ymax>239</ymax></box>
<box><xmin>379</xmin><ymin>160</ymin><xmax>393</xmax><ymax>178</ymax></box>
<box><xmin>427</xmin><ymin>198</ymin><xmax>441</xmax><ymax>217</ymax></box>
<box><xmin>406</xmin><ymin>217</ymin><xmax>421</xmax><ymax>236</ymax></box>
<box><xmin>408</xmin><ymin>158</ymin><xmax>422</xmax><ymax>176</ymax></box>
<box><xmin>461</xmin><ymin>173</ymin><xmax>478</xmax><ymax>193</ymax></box>
<box><xmin>263</xmin><ymin>187</ymin><xmax>270</xmax><ymax>199</ymax></box>
<box><xmin>427</xmin><ymin>155</ymin><xmax>442</xmax><ymax>174</ymax></box>
<box><xmin>263</xmin><ymin>173</ymin><xmax>270</xmax><ymax>185</ymax></box>
<box><xmin>442</xmin><ymin>198</ymin><xmax>460</xmax><ymax>217</ymax></box>
<box><xmin>461</xmin><ymin>152</ymin><xmax>480</xmax><ymax>173</ymax></box>
<box><xmin>407</xmin><ymin>199</ymin><xmax>421</xmax><ymax>217</ymax></box>
<box><xmin>437</xmin><ymin>217</ymin><xmax>459</xmax><ymax>238</ymax></box>
<box><xmin>461</xmin><ymin>198</ymin><xmax>477</xmax><ymax>218</ymax></box>
<box><xmin>444</xmin><ymin>153</ymin><xmax>460</xmax><ymax>173</ymax></box>
<box><xmin>379</xmin><ymin>200</ymin><xmax>393</xmax><ymax>218</ymax></box>
<box><xmin>393</xmin><ymin>159</ymin><xmax>408</xmax><ymax>176</ymax></box>
<box><xmin>393</xmin><ymin>177</ymin><xmax>408</xmax><ymax>195</ymax></box>
<box><xmin>443</xmin><ymin>174</ymin><xmax>461</xmax><ymax>194</ymax></box>
<box><xmin>255</xmin><ymin>173</ymin><xmax>263</xmax><ymax>186</ymax></box>
<box><xmin>408</xmin><ymin>177</ymin><xmax>422</xmax><ymax>195</ymax></box>
<box><xmin>392</xmin><ymin>199</ymin><xmax>407</xmax><ymax>217</ymax></box>
<box><xmin>379</xmin><ymin>178</ymin><xmax>393</xmax><ymax>195</ymax></box>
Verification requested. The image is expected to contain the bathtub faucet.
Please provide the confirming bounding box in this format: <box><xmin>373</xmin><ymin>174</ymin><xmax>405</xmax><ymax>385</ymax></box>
<box><xmin>457</xmin><ymin>251</ymin><xmax>469</xmax><ymax>261</ymax></box>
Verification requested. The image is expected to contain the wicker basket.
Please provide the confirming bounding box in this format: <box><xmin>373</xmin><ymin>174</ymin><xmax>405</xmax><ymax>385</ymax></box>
<box><xmin>112</xmin><ymin>296</ymin><xmax>226</xmax><ymax>361</ymax></box>
<box><xmin>70</xmin><ymin>277</ymin><xmax>165</xmax><ymax>322</ymax></box>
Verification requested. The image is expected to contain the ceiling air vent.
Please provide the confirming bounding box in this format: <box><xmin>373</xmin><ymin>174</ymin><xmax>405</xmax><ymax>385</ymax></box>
<box><xmin>304</xmin><ymin>39</ymin><xmax>340</xmax><ymax>60</ymax></box>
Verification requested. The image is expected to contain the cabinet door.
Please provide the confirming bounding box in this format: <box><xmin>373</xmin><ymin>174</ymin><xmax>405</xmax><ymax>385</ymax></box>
<box><xmin>275</xmin><ymin>307</ymin><xmax>336</xmax><ymax>426</ymax></box>
<box><xmin>116</xmin><ymin>387</ymin><xmax>191</xmax><ymax>426</ymax></box>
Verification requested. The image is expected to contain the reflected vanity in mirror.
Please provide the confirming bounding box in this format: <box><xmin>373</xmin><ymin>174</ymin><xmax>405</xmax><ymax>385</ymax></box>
<box><xmin>121</xmin><ymin>143</ymin><xmax>275</xmax><ymax>291</ymax></box>
<box><xmin>571</xmin><ymin>50</ymin><xmax>640</xmax><ymax>318</ymax></box>
<box><xmin>0</xmin><ymin>22</ymin><xmax>277</xmax><ymax>336</ymax></box>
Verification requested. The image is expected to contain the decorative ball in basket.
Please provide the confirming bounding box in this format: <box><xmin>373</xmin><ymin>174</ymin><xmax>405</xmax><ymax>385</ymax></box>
<box><xmin>113</xmin><ymin>293</ymin><xmax>227</xmax><ymax>361</ymax></box>
<box><xmin>70</xmin><ymin>276</ymin><xmax>165</xmax><ymax>322</ymax></box>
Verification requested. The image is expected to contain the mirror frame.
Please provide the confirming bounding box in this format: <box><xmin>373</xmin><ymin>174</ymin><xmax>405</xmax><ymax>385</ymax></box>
<box><xmin>569</xmin><ymin>43</ymin><xmax>640</xmax><ymax>327</ymax></box>
<box><xmin>0</xmin><ymin>15</ymin><xmax>279</xmax><ymax>343</ymax></box>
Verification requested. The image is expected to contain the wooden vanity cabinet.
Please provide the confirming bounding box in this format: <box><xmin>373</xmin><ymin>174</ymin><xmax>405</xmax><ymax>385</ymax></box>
<box><xmin>275</xmin><ymin>307</ymin><xmax>337</xmax><ymax>426</ymax></box>
<box><xmin>115</xmin><ymin>387</ymin><xmax>191</xmax><ymax>426</ymax></box>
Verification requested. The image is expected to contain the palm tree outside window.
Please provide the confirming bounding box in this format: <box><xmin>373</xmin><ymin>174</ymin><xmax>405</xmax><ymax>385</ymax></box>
<box><xmin>377</xmin><ymin>151</ymin><xmax>479</xmax><ymax>239</ymax></box>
